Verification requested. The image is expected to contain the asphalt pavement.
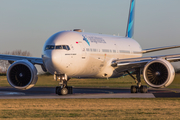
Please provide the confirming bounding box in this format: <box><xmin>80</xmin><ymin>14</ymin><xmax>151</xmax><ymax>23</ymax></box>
<box><xmin>0</xmin><ymin>87</ymin><xmax>180</xmax><ymax>99</ymax></box>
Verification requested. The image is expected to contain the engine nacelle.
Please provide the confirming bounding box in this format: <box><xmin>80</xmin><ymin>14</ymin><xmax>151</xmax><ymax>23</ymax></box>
<box><xmin>7</xmin><ymin>60</ymin><xmax>38</xmax><ymax>90</ymax></box>
<box><xmin>143</xmin><ymin>58</ymin><xmax>175</xmax><ymax>88</ymax></box>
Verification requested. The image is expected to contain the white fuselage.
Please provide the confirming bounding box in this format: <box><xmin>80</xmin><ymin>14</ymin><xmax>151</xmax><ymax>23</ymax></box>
<box><xmin>42</xmin><ymin>31</ymin><xmax>142</xmax><ymax>78</ymax></box>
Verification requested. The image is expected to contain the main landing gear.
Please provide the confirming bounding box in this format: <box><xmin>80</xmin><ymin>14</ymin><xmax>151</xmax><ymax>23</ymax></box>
<box><xmin>126</xmin><ymin>68</ymin><xmax>148</xmax><ymax>93</ymax></box>
<box><xmin>54</xmin><ymin>74</ymin><xmax>73</xmax><ymax>95</ymax></box>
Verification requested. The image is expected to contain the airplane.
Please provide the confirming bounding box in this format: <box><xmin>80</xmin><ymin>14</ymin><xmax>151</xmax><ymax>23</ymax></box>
<box><xmin>0</xmin><ymin>0</ymin><xmax>180</xmax><ymax>95</ymax></box>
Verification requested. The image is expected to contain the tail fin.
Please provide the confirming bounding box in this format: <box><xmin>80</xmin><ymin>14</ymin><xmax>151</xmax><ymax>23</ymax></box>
<box><xmin>126</xmin><ymin>0</ymin><xmax>135</xmax><ymax>38</ymax></box>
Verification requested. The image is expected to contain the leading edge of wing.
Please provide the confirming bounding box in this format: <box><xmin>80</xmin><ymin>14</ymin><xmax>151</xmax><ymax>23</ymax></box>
<box><xmin>0</xmin><ymin>54</ymin><xmax>43</xmax><ymax>65</ymax></box>
<box><xmin>142</xmin><ymin>45</ymin><xmax>180</xmax><ymax>53</ymax></box>
<box><xmin>111</xmin><ymin>53</ymin><xmax>180</xmax><ymax>72</ymax></box>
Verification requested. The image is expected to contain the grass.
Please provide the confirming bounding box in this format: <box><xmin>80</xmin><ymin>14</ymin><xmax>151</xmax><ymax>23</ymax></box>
<box><xmin>1</xmin><ymin>74</ymin><xmax>180</xmax><ymax>88</ymax></box>
<box><xmin>0</xmin><ymin>98</ymin><xmax>180</xmax><ymax>119</ymax></box>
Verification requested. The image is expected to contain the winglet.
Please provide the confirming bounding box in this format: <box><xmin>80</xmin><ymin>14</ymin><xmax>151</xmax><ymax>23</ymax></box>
<box><xmin>126</xmin><ymin>0</ymin><xmax>135</xmax><ymax>38</ymax></box>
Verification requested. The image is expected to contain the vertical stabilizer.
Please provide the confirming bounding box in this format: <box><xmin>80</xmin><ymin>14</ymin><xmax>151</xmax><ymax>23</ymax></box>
<box><xmin>126</xmin><ymin>0</ymin><xmax>135</xmax><ymax>38</ymax></box>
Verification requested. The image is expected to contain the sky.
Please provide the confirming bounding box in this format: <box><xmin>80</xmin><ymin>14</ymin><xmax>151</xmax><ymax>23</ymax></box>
<box><xmin>0</xmin><ymin>0</ymin><xmax>180</xmax><ymax>68</ymax></box>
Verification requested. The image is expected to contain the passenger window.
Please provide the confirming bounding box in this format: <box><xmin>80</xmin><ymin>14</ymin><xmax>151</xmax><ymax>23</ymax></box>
<box><xmin>86</xmin><ymin>48</ymin><xmax>89</xmax><ymax>51</ymax></box>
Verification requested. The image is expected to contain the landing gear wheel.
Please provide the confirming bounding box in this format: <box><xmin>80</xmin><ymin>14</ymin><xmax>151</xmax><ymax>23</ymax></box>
<box><xmin>67</xmin><ymin>86</ymin><xmax>73</xmax><ymax>94</ymax></box>
<box><xmin>140</xmin><ymin>85</ymin><xmax>148</xmax><ymax>93</ymax></box>
<box><xmin>61</xmin><ymin>87</ymin><xmax>68</xmax><ymax>95</ymax></box>
<box><xmin>56</xmin><ymin>87</ymin><xmax>59</xmax><ymax>94</ymax></box>
<box><xmin>56</xmin><ymin>87</ymin><xmax>68</xmax><ymax>95</ymax></box>
<box><xmin>131</xmin><ymin>85</ymin><xmax>137</xmax><ymax>93</ymax></box>
<box><xmin>56</xmin><ymin>87</ymin><xmax>61</xmax><ymax>95</ymax></box>
<box><xmin>56</xmin><ymin>86</ymin><xmax>73</xmax><ymax>95</ymax></box>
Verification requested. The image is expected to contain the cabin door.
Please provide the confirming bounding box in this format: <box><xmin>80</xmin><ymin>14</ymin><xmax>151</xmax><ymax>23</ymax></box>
<box><xmin>78</xmin><ymin>41</ymin><xmax>86</xmax><ymax>59</ymax></box>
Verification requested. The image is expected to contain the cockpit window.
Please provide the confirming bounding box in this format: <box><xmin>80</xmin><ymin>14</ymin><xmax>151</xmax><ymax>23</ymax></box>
<box><xmin>56</xmin><ymin>45</ymin><xmax>63</xmax><ymax>49</ymax></box>
<box><xmin>45</xmin><ymin>45</ymin><xmax>70</xmax><ymax>51</ymax></box>
<box><xmin>45</xmin><ymin>45</ymin><xmax>55</xmax><ymax>50</ymax></box>
<box><xmin>63</xmin><ymin>45</ymin><xmax>66</xmax><ymax>50</ymax></box>
<box><xmin>66</xmin><ymin>46</ymin><xmax>70</xmax><ymax>50</ymax></box>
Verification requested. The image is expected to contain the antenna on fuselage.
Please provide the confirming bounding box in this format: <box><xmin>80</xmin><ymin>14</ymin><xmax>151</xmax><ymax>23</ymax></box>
<box><xmin>125</xmin><ymin>0</ymin><xmax>135</xmax><ymax>38</ymax></box>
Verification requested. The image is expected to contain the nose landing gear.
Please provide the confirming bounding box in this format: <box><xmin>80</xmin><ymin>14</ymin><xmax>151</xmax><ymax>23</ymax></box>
<box><xmin>54</xmin><ymin>74</ymin><xmax>73</xmax><ymax>95</ymax></box>
<box><xmin>56</xmin><ymin>86</ymin><xmax>73</xmax><ymax>95</ymax></box>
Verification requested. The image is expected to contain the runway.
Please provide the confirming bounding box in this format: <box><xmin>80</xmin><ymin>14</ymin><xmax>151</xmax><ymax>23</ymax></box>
<box><xmin>0</xmin><ymin>87</ymin><xmax>180</xmax><ymax>99</ymax></box>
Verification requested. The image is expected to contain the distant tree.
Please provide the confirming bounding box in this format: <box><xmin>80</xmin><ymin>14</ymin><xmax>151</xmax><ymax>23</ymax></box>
<box><xmin>0</xmin><ymin>50</ymin><xmax>32</xmax><ymax>73</ymax></box>
<box><xmin>11</xmin><ymin>50</ymin><xmax>31</xmax><ymax>56</ymax></box>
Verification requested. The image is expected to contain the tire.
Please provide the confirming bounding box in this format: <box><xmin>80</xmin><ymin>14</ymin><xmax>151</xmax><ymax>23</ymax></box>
<box><xmin>67</xmin><ymin>86</ymin><xmax>73</xmax><ymax>94</ymax></box>
<box><xmin>140</xmin><ymin>85</ymin><xmax>148</xmax><ymax>93</ymax></box>
<box><xmin>61</xmin><ymin>87</ymin><xmax>68</xmax><ymax>95</ymax></box>
<box><xmin>57</xmin><ymin>87</ymin><xmax>62</xmax><ymax>95</ymax></box>
<box><xmin>131</xmin><ymin>85</ymin><xmax>137</xmax><ymax>93</ymax></box>
<box><xmin>55</xmin><ymin>86</ymin><xmax>60</xmax><ymax>94</ymax></box>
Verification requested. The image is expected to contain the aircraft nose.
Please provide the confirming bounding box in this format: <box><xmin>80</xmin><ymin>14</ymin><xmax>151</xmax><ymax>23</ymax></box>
<box><xmin>43</xmin><ymin>50</ymin><xmax>62</xmax><ymax>73</ymax></box>
<box><xmin>51</xmin><ymin>50</ymin><xmax>62</xmax><ymax>66</ymax></box>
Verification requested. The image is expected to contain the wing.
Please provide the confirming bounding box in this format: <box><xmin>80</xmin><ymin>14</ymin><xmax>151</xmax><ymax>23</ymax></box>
<box><xmin>142</xmin><ymin>45</ymin><xmax>180</xmax><ymax>53</ymax></box>
<box><xmin>0</xmin><ymin>54</ymin><xmax>43</xmax><ymax>65</ymax></box>
<box><xmin>111</xmin><ymin>54</ymin><xmax>180</xmax><ymax>72</ymax></box>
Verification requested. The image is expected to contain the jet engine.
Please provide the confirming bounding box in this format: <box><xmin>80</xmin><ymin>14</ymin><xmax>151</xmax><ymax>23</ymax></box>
<box><xmin>143</xmin><ymin>58</ymin><xmax>175</xmax><ymax>88</ymax></box>
<box><xmin>7</xmin><ymin>60</ymin><xmax>38</xmax><ymax>90</ymax></box>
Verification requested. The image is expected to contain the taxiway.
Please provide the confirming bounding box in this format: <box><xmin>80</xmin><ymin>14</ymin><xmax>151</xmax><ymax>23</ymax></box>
<box><xmin>0</xmin><ymin>87</ymin><xmax>180</xmax><ymax>99</ymax></box>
